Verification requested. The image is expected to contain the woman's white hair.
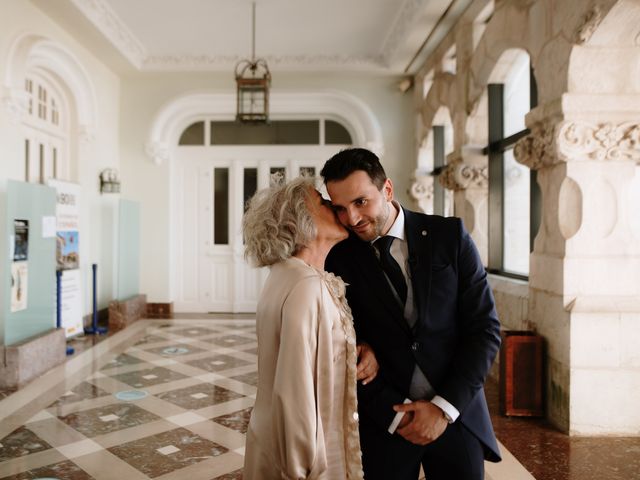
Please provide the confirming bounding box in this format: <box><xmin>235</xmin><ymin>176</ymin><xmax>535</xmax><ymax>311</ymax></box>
<box><xmin>243</xmin><ymin>177</ymin><xmax>317</xmax><ymax>267</ymax></box>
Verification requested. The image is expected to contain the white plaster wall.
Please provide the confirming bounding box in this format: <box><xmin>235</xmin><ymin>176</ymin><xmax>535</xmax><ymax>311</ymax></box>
<box><xmin>119</xmin><ymin>72</ymin><xmax>414</xmax><ymax>302</ymax></box>
<box><xmin>0</xmin><ymin>0</ymin><xmax>121</xmax><ymax>314</ymax></box>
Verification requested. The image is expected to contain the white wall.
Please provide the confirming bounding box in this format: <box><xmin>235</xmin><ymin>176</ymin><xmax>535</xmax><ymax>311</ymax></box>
<box><xmin>0</xmin><ymin>0</ymin><xmax>121</xmax><ymax>314</ymax></box>
<box><xmin>119</xmin><ymin>72</ymin><xmax>415</xmax><ymax>302</ymax></box>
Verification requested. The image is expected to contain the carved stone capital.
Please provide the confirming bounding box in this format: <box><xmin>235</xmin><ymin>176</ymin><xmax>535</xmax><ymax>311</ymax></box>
<box><xmin>575</xmin><ymin>5</ymin><xmax>604</xmax><ymax>45</ymax></box>
<box><xmin>1</xmin><ymin>87</ymin><xmax>29</xmax><ymax>124</ymax></box>
<box><xmin>409</xmin><ymin>175</ymin><xmax>434</xmax><ymax>202</ymax></box>
<box><xmin>145</xmin><ymin>141</ymin><xmax>170</xmax><ymax>165</ymax></box>
<box><xmin>557</xmin><ymin>121</ymin><xmax>640</xmax><ymax>162</ymax></box>
<box><xmin>516</xmin><ymin>120</ymin><xmax>640</xmax><ymax>169</ymax></box>
<box><xmin>439</xmin><ymin>162</ymin><xmax>488</xmax><ymax>191</ymax></box>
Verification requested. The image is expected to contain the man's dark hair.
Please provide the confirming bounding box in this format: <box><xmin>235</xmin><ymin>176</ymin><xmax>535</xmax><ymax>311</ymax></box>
<box><xmin>320</xmin><ymin>148</ymin><xmax>387</xmax><ymax>190</ymax></box>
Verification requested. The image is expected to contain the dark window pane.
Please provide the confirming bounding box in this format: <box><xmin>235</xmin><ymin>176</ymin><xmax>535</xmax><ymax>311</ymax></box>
<box><xmin>243</xmin><ymin>168</ymin><xmax>258</xmax><ymax>211</ymax></box>
<box><xmin>325</xmin><ymin>120</ymin><xmax>352</xmax><ymax>144</ymax></box>
<box><xmin>24</xmin><ymin>139</ymin><xmax>29</xmax><ymax>181</ymax></box>
<box><xmin>214</xmin><ymin>168</ymin><xmax>229</xmax><ymax>245</ymax></box>
<box><xmin>270</xmin><ymin>167</ymin><xmax>286</xmax><ymax>186</ymax></box>
<box><xmin>211</xmin><ymin>121</ymin><xmax>319</xmax><ymax>145</ymax></box>
<box><xmin>179</xmin><ymin>121</ymin><xmax>205</xmax><ymax>145</ymax></box>
<box><xmin>300</xmin><ymin>167</ymin><xmax>315</xmax><ymax>178</ymax></box>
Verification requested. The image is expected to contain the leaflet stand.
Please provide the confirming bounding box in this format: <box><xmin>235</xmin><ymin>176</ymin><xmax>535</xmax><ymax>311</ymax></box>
<box><xmin>56</xmin><ymin>270</ymin><xmax>75</xmax><ymax>355</ymax></box>
<box><xmin>84</xmin><ymin>263</ymin><xmax>107</xmax><ymax>335</ymax></box>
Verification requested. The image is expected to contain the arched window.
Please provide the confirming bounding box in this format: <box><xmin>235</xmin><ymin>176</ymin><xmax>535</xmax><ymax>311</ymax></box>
<box><xmin>484</xmin><ymin>49</ymin><xmax>541</xmax><ymax>278</ymax></box>
<box><xmin>22</xmin><ymin>72</ymin><xmax>69</xmax><ymax>183</ymax></box>
<box><xmin>178</xmin><ymin>119</ymin><xmax>353</xmax><ymax>146</ymax></box>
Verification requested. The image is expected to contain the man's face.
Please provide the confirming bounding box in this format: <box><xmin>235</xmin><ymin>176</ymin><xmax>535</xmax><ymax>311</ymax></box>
<box><xmin>326</xmin><ymin>170</ymin><xmax>395</xmax><ymax>242</ymax></box>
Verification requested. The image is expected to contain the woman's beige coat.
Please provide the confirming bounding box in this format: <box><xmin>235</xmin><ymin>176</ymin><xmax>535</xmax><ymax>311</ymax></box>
<box><xmin>243</xmin><ymin>257</ymin><xmax>363</xmax><ymax>480</ymax></box>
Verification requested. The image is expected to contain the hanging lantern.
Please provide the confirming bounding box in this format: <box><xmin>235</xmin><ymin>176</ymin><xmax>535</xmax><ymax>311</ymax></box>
<box><xmin>235</xmin><ymin>3</ymin><xmax>271</xmax><ymax>123</ymax></box>
<box><xmin>235</xmin><ymin>58</ymin><xmax>271</xmax><ymax>123</ymax></box>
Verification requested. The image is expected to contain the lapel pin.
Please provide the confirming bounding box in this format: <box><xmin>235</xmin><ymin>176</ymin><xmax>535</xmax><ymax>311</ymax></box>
<box><xmin>421</xmin><ymin>230</ymin><xmax>427</xmax><ymax>236</ymax></box>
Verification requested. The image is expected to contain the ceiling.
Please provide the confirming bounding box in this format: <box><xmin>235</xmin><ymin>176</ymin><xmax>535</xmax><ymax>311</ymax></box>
<box><xmin>32</xmin><ymin>0</ymin><xmax>471</xmax><ymax>74</ymax></box>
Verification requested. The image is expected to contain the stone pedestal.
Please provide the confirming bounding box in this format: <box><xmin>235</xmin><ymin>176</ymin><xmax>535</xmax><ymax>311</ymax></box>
<box><xmin>0</xmin><ymin>328</ymin><xmax>66</xmax><ymax>389</ymax></box>
<box><xmin>515</xmin><ymin>96</ymin><xmax>640</xmax><ymax>434</ymax></box>
<box><xmin>108</xmin><ymin>294</ymin><xmax>147</xmax><ymax>331</ymax></box>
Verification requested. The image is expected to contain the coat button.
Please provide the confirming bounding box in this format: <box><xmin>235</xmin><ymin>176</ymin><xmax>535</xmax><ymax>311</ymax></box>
<box><xmin>411</xmin><ymin>341</ymin><xmax>420</xmax><ymax>351</ymax></box>
<box><xmin>352</xmin><ymin>412</ymin><xmax>359</xmax><ymax>421</ymax></box>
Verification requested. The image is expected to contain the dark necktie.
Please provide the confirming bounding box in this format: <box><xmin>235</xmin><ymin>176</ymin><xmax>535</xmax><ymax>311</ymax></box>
<box><xmin>374</xmin><ymin>236</ymin><xmax>407</xmax><ymax>306</ymax></box>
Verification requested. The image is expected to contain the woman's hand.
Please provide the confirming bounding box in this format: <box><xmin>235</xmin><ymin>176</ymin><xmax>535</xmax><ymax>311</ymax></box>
<box><xmin>356</xmin><ymin>342</ymin><xmax>379</xmax><ymax>385</ymax></box>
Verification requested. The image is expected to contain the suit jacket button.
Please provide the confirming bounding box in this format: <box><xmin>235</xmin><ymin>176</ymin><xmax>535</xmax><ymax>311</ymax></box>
<box><xmin>411</xmin><ymin>341</ymin><xmax>420</xmax><ymax>351</ymax></box>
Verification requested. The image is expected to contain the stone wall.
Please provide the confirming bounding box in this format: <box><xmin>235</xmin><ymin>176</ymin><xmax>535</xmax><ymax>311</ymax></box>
<box><xmin>409</xmin><ymin>0</ymin><xmax>640</xmax><ymax>435</ymax></box>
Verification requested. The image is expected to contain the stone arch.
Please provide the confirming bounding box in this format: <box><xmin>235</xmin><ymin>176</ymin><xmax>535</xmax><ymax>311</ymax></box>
<box><xmin>419</xmin><ymin>72</ymin><xmax>456</xmax><ymax>145</ymax></box>
<box><xmin>145</xmin><ymin>90</ymin><xmax>384</xmax><ymax>165</ymax></box>
<box><xmin>3</xmin><ymin>32</ymin><xmax>97</xmax><ymax>138</ymax></box>
<box><xmin>468</xmin><ymin>0</ymin><xmax>615</xmax><ymax>111</ymax></box>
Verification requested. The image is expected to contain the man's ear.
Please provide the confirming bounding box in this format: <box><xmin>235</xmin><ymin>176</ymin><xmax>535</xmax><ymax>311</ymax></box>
<box><xmin>383</xmin><ymin>178</ymin><xmax>394</xmax><ymax>201</ymax></box>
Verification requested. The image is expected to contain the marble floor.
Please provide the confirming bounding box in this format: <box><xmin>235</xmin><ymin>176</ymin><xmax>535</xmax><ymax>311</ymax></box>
<box><xmin>1</xmin><ymin>318</ymin><xmax>638</xmax><ymax>480</ymax></box>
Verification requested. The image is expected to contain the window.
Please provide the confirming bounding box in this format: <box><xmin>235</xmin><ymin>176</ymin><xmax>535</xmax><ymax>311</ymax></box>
<box><xmin>177</xmin><ymin>119</ymin><xmax>353</xmax><ymax>147</ymax></box>
<box><xmin>22</xmin><ymin>74</ymin><xmax>68</xmax><ymax>183</ymax></box>
<box><xmin>485</xmin><ymin>53</ymin><xmax>541</xmax><ymax>278</ymax></box>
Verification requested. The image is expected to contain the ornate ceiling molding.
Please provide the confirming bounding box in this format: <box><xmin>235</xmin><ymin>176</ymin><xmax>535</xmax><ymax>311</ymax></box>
<box><xmin>70</xmin><ymin>0</ymin><xmax>147</xmax><ymax>68</ymax></box>
<box><xmin>142</xmin><ymin>54</ymin><xmax>387</xmax><ymax>71</ymax></box>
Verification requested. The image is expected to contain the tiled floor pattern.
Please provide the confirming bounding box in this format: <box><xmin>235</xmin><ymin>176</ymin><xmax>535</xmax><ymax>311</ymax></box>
<box><xmin>2</xmin><ymin>318</ymin><xmax>640</xmax><ymax>480</ymax></box>
<box><xmin>0</xmin><ymin>320</ymin><xmax>256</xmax><ymax>480</ymax></box>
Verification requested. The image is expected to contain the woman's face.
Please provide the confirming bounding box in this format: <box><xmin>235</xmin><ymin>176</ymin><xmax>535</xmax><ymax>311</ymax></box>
<box><xmin>307</xmin><ymin>188</ymin><xmax>348</xmax><ymax>243</ymax></box>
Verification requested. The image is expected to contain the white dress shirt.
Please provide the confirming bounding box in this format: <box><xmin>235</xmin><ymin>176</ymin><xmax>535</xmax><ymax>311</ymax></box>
<box><xmin>372</xmin><ymin>202</ymin><xmax>459</xmax><ymax>433</ymax></box>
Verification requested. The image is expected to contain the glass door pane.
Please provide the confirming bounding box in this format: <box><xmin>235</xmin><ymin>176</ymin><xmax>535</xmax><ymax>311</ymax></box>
<box><xmin>213</xmin><ymin>168</ymin><xmax>229</xmax><ymax>245</ymax></box>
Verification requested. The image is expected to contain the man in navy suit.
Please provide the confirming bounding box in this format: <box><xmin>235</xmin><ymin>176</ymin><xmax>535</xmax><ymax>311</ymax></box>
<box><xmin>322</xmin><ymin>148</ymin><xmax>501</xmax><ymax>480</ymax></box>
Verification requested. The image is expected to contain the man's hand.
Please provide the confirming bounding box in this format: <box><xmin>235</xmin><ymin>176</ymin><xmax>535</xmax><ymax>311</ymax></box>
<box><xmin>356</xmin><ymin>342</ymin><xmax>379</xmax><ymax>385</ymax></box>
<box><xmin>393</xmin><ymin>400</ymin><xmax>448</xmax><ymax>445</ymax></box>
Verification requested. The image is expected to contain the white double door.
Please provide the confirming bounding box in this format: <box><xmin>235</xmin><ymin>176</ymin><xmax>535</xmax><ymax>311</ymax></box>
<box><xmin>174</xmin><ymin>146</ymin><xmax>336</xmax><ymax>313</ymax></box>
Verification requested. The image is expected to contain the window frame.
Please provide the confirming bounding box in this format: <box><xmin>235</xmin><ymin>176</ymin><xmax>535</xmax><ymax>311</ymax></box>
<box><xmin>484</xmin><ymin>67</ymin><xmax>541</xmax><ymax>280</ymax></box>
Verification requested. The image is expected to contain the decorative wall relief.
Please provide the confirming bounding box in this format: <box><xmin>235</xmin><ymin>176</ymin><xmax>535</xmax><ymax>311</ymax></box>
<box><xmin>558</xmin><ymin>121</ymin><xmax>640</xmax><ymax>162</ymax></box>
<box><xmin>515</xmin><ymin>120</ymin><xmax>640</xmax><ymax>169</ymax></box>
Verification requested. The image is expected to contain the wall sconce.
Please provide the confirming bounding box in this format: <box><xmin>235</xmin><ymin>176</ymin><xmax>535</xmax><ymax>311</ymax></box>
<box><xmin>99</xmin><ymin>168</ymin><xmax>120</xmax><ymax>194</ymax></box>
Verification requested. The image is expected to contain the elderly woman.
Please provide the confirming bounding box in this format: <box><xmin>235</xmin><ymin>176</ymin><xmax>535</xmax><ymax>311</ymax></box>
<box><xmin>242</xmin><ymin>178</ymin><xmax>376</xmax><ymax>480</ymax></box>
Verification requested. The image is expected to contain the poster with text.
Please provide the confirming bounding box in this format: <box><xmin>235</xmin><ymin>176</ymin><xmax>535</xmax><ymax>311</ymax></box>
<box><xmin>48</xmin><ymin>179</ymin><xmax>84</xmax><ymax>338</ymax></box>
<box><xmin>10</xmin><ymin>262</ymin><xmax>28</xmax><ymax>312</ymax></box>
<box><xmin>13</xmin><ymin>219</ymin><xmax>29</xmax><ymax>261</ymax></box>
<box><xmin>59</xmin><ymin>269</ymin><xmax>84</xmax><ymax>338</ymax></box>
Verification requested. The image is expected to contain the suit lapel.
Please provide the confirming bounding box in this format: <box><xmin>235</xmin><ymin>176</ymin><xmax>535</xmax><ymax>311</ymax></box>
<box><xmin>404</xmin><ymin>209</ymin><xmax>432</xmax><ymax>328</ymax></box>
<box><xmin>351</xmin><ymin>237</ymin><xmax>410</xmax><ymax>335</ymax></box>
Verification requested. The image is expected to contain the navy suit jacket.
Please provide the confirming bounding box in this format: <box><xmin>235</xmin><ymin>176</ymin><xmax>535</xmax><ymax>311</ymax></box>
<box><xmin>326</xmin><ymin>209</ymin><xmax>501</xmax><ymax>462</ymax></box>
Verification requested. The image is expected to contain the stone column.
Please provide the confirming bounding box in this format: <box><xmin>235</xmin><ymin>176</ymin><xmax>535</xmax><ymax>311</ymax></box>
<box><xmin>514</xmin><ymin>96</ymin><xmax>640</xmax><ymax>434</ymax></box>
<box><xmin>440</xmin><ymin>147</ymin><xmax>489</xmax><ymax>265</ymax></box>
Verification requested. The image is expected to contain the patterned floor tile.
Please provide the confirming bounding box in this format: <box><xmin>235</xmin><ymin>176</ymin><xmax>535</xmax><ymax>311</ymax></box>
<box><xmin>0</xmin><ymin>460</ymin><xmax>94</xmax><ymax>480</ymax></box>
<box><xmin>100</xmin><ymin>353</ymin><xmax>144</xmax><ymax>370</ymax></box>
<box><xmin>185</xmin><ymin>355</ymin><xmax>251</xmax><ymax>373</ymax></box>
<box><xmin>212</xmin><ymin>408</ymin><xmax>253</xmax><ymax>434</ymax></box>
<box><xmin>49</xmin><ymin>381</ymin><xmax>110</xmax><ymax>407</ymax></box>
<box><xmin>229</xmin><ymin>371</ymin><xmax>258</xmax><ymax>387</ymax></box>
<box><xmin>156</xmin><ymin>383</ymin><xmax>244</xmax><ymax>410</ymax></box>
<box><xmin>204</xmin><ymin>335</ymin><xmax>256</xmax><ymax>348</ymax></box>
<box><xmin>134</xmin><ymin>334</ymin><xmax>168</xmax><ymax>345</ymax></box>
<box><xmin>143</xmin><ymin>343</ymin><xmax>207</xmax><ymax>356</ymax></box>
<box><xmin>57</xmin><ymin>402</ymin><xmax>161</xmax><ymax>437</ymax></box>
<box><xmin>213</xmin><ymin>469</ymin><xmax>244</xmax><ymax>480</ymax></box>
<box><xmin>108</xmin><ymin>427</ymin><xmax>228</xmax><ymax>478</ymax></box>
<box><xmin>0</xmin><ymin>426</ymin><xmax>53</xmax><ymax>462</ymax></box>
<box><xmin>170</xmin><ymin>327</ymin><xmax>219</xmax><ymax>337</ymax></box>
<box><xmin>110</xmin><ymin>366</ymin><xmax>188</xmax><ymax>388</ymax></box>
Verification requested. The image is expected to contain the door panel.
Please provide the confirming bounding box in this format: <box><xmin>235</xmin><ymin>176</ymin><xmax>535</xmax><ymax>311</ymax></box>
<box><xmin>175</xmin><ymin>146</ymin><xmax>338</xmax><ymax>312</ymax></box>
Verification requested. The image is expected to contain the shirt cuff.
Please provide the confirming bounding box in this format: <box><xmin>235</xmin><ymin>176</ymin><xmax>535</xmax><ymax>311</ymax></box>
<box><xmin>387</xmin><ymin>398</ymin><xmax>411</xmax><ymax>434</ymax></box>
<box><xmin>431</xmin><ymin>395</ymin><xmax>459</xmax><ymax>423</ymax></box>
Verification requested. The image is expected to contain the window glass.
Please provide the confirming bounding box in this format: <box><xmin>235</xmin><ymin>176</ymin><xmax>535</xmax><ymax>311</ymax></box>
<box><xmin>214</xmin><ymin>168</ymin><xmax>229</xmax><ymax>245</ymax></box>
<box><xmin>503</xmin><ymin>149</ymin><xmax>530</xmax><ymax>275</ymax></box>
<box><xmin>270</xmin><ymin>167</ymin><xmax>286</xmax><ymax>186</ymax></box>
<box><xmin>211</xmin><ymin>121</ymin><xmax>319</xmax><ymax>145</ymax></box>
<box><xmin>325</xmin><ymin>120</ymin><xmax>352</xmax><ymax>144</ymax></box>
<box><xmin>243</xmin><ymin>168</ymin><xmax>258</xmax><ymax>211</ymax></box>
<box><xmin>179</xmin><ymin>121</ymin><xmax>205</xmax><ymax>145</ymax></box>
